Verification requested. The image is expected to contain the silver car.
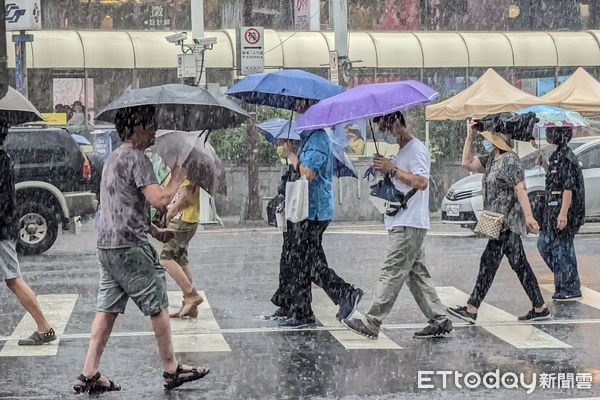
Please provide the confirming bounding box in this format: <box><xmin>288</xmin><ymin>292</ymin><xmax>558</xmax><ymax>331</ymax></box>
<box><xmin>441</xmin><ymin>136</ymin><xmax>600</xmax><ymax>229</ymax></box>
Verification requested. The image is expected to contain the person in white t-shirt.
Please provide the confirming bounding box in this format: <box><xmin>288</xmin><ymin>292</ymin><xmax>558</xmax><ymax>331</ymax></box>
<box><xmin>343</xmin><ymin>111</ymin><xmax>453</xmax><ymax>339</ymax></box>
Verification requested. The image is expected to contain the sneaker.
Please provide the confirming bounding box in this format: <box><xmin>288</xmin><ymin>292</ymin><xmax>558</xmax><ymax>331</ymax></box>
<box><xmin>518</xmin><ymin>307</ymin><xmax>551</xmax><ymax>321</ymax></box>
<box><xmin>414</xmin><ymin>319</ymin><xmax>454</xmax><ymax>339</ymax></box>
<box><xmin>447</xmin><ymin>306</ymin><xmax>477</xmax><ymax>324</ymax></box>
<box><xmin>18</xmin><ymin>328</ymin><xmax>57</xmax><ymax>346</ymax></box>
<box><xmin>278</xmin><ymin>316</ymin><xmax>316</xmax><ymax>329</ymax></box>
<box><xmin>336</xmin><ymin>287</ymin><xmax>364</xmax><ymax>321</ymax></box>
<box><xmin>342</xmin><ymin>318</ymin><xmax>378</xmax><ymax>340</ymax></box>
<box><xmin>271</xmin><ymin>307</ymin><xmax>290</xmax><ymax>320</ymax></box>
<box><xmin>552</xmin><ymin>293</ymin><xmax>583</xmax><ymax>302</ymax></box>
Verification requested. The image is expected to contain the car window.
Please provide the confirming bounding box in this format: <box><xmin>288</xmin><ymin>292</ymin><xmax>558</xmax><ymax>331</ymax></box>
<box><xmin>578</xmin><ymin>145</ymin><xmax>600</xmax><ymax>169</ymax></box>
<box><xmin>520</xmin><ymin>142</ymin><xmax>585</xmax><ymax>170</ymax></box>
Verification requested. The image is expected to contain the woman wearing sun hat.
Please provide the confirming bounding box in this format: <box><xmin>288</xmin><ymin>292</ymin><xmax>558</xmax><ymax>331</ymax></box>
<box><xmin>447</xmin><ymin>121</ymin><xmax>550</xmax><ymax>323</ymax></box>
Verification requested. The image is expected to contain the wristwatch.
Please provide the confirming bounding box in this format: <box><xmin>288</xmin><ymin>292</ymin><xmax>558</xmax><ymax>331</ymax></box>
<box><xmin>390</xmin><ymin>167</ymin><xmax>398</xmax><ymax>177</ymax></box>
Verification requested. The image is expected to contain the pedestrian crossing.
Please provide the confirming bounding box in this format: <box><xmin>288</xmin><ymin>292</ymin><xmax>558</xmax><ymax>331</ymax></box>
<box><xmin>5</xmin><ymin>286</ymin><xmax>600</xmax><ymax>357</ymax></box>
<box><xmin>0</xmin><ymin>294</ymin><xmax>78</xmax><ymax>357</ymax></box>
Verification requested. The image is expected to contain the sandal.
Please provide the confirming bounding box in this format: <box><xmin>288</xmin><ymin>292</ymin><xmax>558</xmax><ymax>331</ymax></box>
<box><xmin>73</xmin><ymin>371</ymin><xmax>121</xmax><ymax>394</ymax></box>
<box><xmin>163</xmin><ymin>363</ymin><xmax>209</xmax><ymax>390</ymax></box>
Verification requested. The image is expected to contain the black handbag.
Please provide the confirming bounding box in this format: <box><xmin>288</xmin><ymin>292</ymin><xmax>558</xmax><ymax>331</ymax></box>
<box><xmin>369</xmin><ymin>175</ymin><xmax>418</xmax><ymax>216</ymax></box>
<box><xmin>267</xmin><ymin>194</ymin><xmax>285</xmax><ymax>227</ymax></box>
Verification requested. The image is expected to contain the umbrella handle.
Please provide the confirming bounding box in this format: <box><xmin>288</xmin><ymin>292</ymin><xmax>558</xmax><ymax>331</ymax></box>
<box><xmin>368</xmin><ymin>120</ymin><xmax>380</xmax><ymax>155</ymax></box>
<box><xmin>286</xmin><ymin>110</ymin><xmax>294</xmax><ymax>140</ymax></box>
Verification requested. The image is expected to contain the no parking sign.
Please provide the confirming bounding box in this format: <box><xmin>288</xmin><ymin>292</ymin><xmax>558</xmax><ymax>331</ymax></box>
<box><xmin>237</xmin><ymin>26</ymin><xmax>264</xmax><ymax>76</ymax></box>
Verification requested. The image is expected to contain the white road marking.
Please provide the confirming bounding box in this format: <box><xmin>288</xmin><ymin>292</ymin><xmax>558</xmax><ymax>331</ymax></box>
<box><xmin>167</xmin><ymin>291</ymin><xmax>231</xmax><ymax>353</ymax></box>
<box><xmin>311</xmin><ymin>289</ymin><xmax>401</xmax><ymax>350</ymax></box>
<box><xmin>541</xmin><ymin>284</ymin><xmax>600</xmax><ymax>310</ymax></box>
<box><xmin>0</xmin><ymin>294</ymin><xmax>78</xmax><ymax>357</ymax></box>
<box><xmin>437</xmin><ymin>286</ymin><xmax>570</xmax><ymax>349</ymax></box>
<box><xmin>326</xmin><ymin>230</ymin><xmax>475</xmax><ymax>237</ymax></box>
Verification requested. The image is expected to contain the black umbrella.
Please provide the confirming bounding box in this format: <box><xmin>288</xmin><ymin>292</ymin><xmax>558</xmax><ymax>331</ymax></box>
<box><xmin>473</xmin><ymin>112</ymin><xmax>539</xmax><ymax>142</ymax></box>
<box><xmin>95</xmin><ymin>84</ymin><xmax>249</xmax><ymax>130</ymax></box>
<box><xmin>0</xmin><ymin>86</ymin><xmax>44</xmax><ymax>126</ymax></box>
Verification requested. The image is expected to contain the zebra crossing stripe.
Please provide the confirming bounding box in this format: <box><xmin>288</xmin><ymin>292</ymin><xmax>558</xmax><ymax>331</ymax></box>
<box><xmin>0</xmin><ymin>294</ymin><xmax>78</xmax><ymax>357</ymax></box>
<box><xmin>540</xmin><ymin>284</ymin><xmax>600</xmax><ymax>309</ymax></box>
<box><xmin>167</xmin><ymin>291</ymin><xmax>231</xmax><ymax>353</ymax></box>
<box><xmin>436</xmin><ymin>286</ymin><xmax>570</xmax><ymax>349</ymax></box>
<box><xmin>311</xmin><ymin>289</ymin><xmax>401</xmax><ymax>350</ymax></box>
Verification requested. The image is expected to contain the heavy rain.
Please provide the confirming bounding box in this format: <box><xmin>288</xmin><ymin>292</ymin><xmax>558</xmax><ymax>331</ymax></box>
<box><xmin>0</xmin><ymin>1</ymin><xmax>600</xmax><ymax>399</ymax></box>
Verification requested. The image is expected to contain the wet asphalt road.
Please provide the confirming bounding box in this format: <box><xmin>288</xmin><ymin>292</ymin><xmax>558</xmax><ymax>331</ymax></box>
<box><xmin>1</xmin><ymin>221</ymin><xmax>600</xmax><ymax>400</ymax></box>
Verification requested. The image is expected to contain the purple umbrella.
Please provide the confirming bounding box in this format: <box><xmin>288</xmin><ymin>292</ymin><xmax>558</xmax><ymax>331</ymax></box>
<box><xmin>296</xmin><ymin>80</ymin><xmax>439</xmax><ymax>130</ymax></box>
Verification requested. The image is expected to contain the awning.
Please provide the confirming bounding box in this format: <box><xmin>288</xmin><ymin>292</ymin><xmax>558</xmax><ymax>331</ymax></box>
<box><xmin>6</xmin><ymin>29</ymin><xmax>600</xmax><ymax>70</ymax></box>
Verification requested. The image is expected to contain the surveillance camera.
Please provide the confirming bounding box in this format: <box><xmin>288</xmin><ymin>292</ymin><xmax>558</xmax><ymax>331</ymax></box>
<box><xmin>165</xmin><ymin>32</ymin><xmax>188</xmax><ymax>44</ymax></box>
<box><xmin>193</xmin><ymin>37</ymin><xmax>217</xmax><ymax>46</ymax></box>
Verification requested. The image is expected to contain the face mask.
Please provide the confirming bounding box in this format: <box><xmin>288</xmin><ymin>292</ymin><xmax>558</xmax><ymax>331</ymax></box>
<box><xmin>383</xmin><ymin>131</ymin><xmax>397</xmax><ymax>145</ymax></box>
<box><xmin>276</xmin><ymin>146</ymin><xmax>284</xmax><ymax>158</ymax></box>
<box><xmin>482</xmin><ymin>139</ymin><xmax>495</xmax><ymax>153</ymax></box>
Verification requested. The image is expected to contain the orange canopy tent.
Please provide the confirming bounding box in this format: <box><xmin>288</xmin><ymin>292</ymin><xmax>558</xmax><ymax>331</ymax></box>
<box><xmin>541</xmin><ymin>67</ymin><xmax>600</xmax><ymax>115</ymax></box>
<box><xmin>425</xmin><ymin>68</ymin><xmax>549</xmax><ymax>121</ymax></box>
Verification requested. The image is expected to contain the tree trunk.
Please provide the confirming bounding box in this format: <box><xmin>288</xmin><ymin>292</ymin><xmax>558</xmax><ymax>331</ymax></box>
<box><xmin>246</xmin><ymin>105</ymin><xmax>262</xmax><ymax>220</ymax></box>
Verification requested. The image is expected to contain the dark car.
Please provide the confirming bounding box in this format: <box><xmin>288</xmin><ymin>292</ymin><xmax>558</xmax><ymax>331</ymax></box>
<box><xmin>4</xmin><ymin>126</ymin><xmax>98</xmax><ymax>255</ymax></box>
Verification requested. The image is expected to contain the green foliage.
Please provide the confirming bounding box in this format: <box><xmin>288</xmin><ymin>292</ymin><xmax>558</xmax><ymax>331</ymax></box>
<box><xmin>210</xmin><ymin>106</ymin><xmax>292</xmax><ymax>166</ymax></box>
<box><xmin>406</xmin><ymin>96</ymin><xmax>470</xmax><ymax>164</ymax></box>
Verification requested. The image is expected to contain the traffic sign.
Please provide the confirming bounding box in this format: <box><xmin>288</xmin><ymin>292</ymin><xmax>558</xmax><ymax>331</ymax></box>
<box><xmin>238</xmin><ymin>26</ymin><xmax>264</xmax><ymax>76</ymax></box>
<box><xmin>329</xmin><ymin>51</ymin><xmax>339</xmax><ymax>85</ymax></box>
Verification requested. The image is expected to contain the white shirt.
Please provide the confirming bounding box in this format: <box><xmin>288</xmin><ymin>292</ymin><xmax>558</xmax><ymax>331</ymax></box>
<box><xmin>384</xmin><ymin>138</ymin><xmax>430</xmax><ymax>230</ymax></box>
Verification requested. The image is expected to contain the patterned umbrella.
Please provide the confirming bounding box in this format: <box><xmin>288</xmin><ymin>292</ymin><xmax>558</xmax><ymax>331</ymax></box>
<box><xmin>516</xmin><ymin>105</ymin><xmax>587</xmax><ymax>128</ymax></box>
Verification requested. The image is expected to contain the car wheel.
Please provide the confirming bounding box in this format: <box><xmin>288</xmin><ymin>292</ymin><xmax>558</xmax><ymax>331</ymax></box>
<box><xmin>15</xmin><ymin>202</ymin><xmax>59</xmax><ymax>256</ymax></box>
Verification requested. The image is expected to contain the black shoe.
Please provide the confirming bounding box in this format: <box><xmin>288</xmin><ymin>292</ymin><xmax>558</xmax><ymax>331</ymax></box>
<box><xmin>278</xmin><ymin>316</ymin><xmax>316</xmax><ymax>329</ymax></box>
<box><xmin>447</xmin><ymin>306</ymin><xmax>477</xmax><ymax>324</ymax></box>
<box><xmin>518</xmin><ymin>307</ymin><xmax>551</xmax><ymax>321</ymax></box>
<box><xmin>271</xmin><ymin>307</ymin><xmax>290</xmax><ymax>320</ymax></box>
<box><xmin>414</xmin><ymin>319</ymin><xmax>454</xmax><ymax>339</ymax></box>
<box><xmin>552</xmin><ymin>293</ymin><xmax>583</xmax><ymax>302</ymax></box>
<box><xmin>18</xmin><ymin>328</ymin><xmax>57</xmax><ymax>345</ymax></box>
<box><xmin>342</xmin><ymin>318</ymin><xmax>378</xmax><ymax>340</ymax></box>
<box><xmin>336</xmin><ymin>288</ymin><xmax>364</xmax><ymax>321</ymax></box>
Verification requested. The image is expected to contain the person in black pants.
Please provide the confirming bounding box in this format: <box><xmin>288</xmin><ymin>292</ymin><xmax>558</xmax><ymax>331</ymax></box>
<box><xmin>448</xmin><ymin>122</ymin><xmax>549</xmax><ymax>323</ymax></box>
<box><xmin>536</xmin><ymin>127</ymin><xmax>585</xmax><ymax>301</ymax></box>
<box><xmin>278</xmin><ymin>122</ymin><xmax>363</xmax><ymax>328</ymax></box>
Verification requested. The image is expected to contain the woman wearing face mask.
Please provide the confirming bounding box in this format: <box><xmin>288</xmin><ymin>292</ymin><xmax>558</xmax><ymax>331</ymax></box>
<box><xmin>536</xmin><ymin>127</ymin><xmax>585</xmax><ymax>301</ymax></box>
<box><xmin>448</xmin><ymin>121</ymin><xmax>550</xmax><ymax>323</ymax></box>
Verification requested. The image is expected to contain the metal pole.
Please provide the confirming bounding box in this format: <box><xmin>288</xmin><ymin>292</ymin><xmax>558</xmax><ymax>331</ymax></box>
<box><xmin>0</xmin><ymin>0</ymin><xmax>8</xmax><ymax>99</ymax></box>
<box><xmin>191</xmin><ymin>0</ymin><xmax>206</xmax><ymax>87</ymax></box>
<box><xmin>21</xmin><ymin>31</ymin><xmax>27</xmax><ymax>98</ymax></box>
<box><xmin>332</xmin><ymin>0</ymin><xmax>348</xmax><ymax>59</ymax></box>
<box><xmin>309</xmin><ymin>0</ymin><xmax>320</xmax><ymax>30</ymax></box>
<box><xmin>84</xmin><ymin>69</ymin><xmax>89</xmax><ymax>128</ymax></box>
<box><xmin>425</xmin><ymin>120</ymin><xmax>430</xmax><ymax>150</ymax></box>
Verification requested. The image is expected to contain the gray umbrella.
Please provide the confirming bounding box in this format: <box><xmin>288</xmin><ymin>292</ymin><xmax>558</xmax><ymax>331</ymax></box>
<box><xmin>152</xmin><ymin>130</ymin><xmax>227</xmax><ymax>196</ymax></box>
<box><xmin>0</xmin><ymin>86</ymin><xmax>44</xmax><ymax>126</ymax></box>
<box><xmin>95</xmin><ymin>84</ymin><xmax>248</xmax><ymax>130</ymax></box>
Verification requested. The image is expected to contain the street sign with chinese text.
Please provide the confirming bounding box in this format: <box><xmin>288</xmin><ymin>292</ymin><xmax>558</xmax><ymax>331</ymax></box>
<box><xmin>329</xmin><ymin>51</ymin><xmax>339</xmax><ymax>85</ymax></box>
<box><xmin>294</xmin><ymin>0</ymin><xmax>310</xmax><ymax>30</ymax></box>
<box><xmin>177</xmin><ymin>53</ymin><xmax>196</xmax><ymax>78</ymax></box>
<box><xmin>237</xmin><ymin>26</ymin><xmax>264</xmax><ymax>76</ymax></box>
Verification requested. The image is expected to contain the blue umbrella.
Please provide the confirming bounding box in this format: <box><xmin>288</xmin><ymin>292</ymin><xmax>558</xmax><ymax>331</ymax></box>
<box><xmin>71</xmin><ymin>133</ymin><xmax>91</xmax><ymax>145</ymax></box>
<box><xmin>256</xmin><ymin>118</ymin><xmax>300</xmax><ymax>144</ymax></box>
<box><xmin>96</xmin><ymin>84</ymin><xmax>248</xmax><ymax>130</ymax></box>
<box><xmin>258</xmin><ymin>118</ymin><xmax>356</xmax><ymax>178</ymax></box>
<box><xmin>226</xmin><ymin>69</ymin><xmax>345</xmax><ymax>110</ymax></box>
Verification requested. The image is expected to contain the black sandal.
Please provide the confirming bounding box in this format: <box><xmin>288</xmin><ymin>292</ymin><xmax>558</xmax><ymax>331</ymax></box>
<box><xmin>73</xmin><ymin>371</ymin><xmax>121</xmax><ymax>394</ymax></box>
<box><xmin>163</xmin><ymin>363</ymin><xmax>210</xmax><ymax>390</ymax></box>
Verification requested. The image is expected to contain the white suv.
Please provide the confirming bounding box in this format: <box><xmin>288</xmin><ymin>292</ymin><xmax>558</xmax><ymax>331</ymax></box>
<box><xmin>441</xmin><ymin>137</ymin><xmax>600</xmax><ymax>229</ymax></box>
